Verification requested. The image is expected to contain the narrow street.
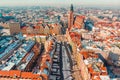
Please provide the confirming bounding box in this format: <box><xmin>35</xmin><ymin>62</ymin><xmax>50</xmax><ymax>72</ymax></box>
<box><xmin>49</xmin><ymin>41</ymin><xmax>73</xmax><ymax>80</ymax></box>
<box><xmin>62</xmin><ymin>43</ymin><xmax>73</xmax><ymax>80</ymax></box>
<box><xmin>49</xmin><ymin>42</ymin><xmax>62</xmax><ymax>80</ymax></box>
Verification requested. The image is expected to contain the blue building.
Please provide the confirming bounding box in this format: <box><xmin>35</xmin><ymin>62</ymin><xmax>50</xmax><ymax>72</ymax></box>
<box><xmin>85</xmin><ymin>19</ymin><xmax>94</xmax><ymax>31</ymax></box>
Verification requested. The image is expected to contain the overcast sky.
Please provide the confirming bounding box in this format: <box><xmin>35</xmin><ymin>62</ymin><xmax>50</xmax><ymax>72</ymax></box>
<box><xmin>0</xmin><ymin>0</ymin><xmax>120</xmax><ymax>7</ymax></box>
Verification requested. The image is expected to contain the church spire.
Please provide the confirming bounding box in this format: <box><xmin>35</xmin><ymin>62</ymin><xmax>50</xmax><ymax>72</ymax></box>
<box><xmin>68</xmin><ymin>4</ymin><xmax>74</xmax><ymax>31</ymax></box>
<box><xmin>70</xmin><ymin>4</ymin><xmax>74</xmax><ymax>12</ymax></box>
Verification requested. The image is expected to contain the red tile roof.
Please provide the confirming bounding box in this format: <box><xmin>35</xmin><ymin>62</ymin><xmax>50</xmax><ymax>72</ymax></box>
<box><xmin>9</xmin><ymin>70</ymin><xmax>21</xmax><ymax>77</ymax></box>
<box><xmin>21</xmin><ymin>72</ymin><xmax>33</xmax><ymax>79</ymax></box>
<box><xmin>0</xmin><ymin>70</ymin><xmax>42</xmax><ymax>80</ymax></box>
<box><xmin>0</xmin><ymin>70</ymin><xmax>9</xmax><ymax>77</ymax></box>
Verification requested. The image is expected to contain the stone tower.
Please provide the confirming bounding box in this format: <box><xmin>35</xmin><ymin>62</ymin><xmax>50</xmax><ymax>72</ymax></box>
<box><xmin>68</xmin><ymin>4</ymin><xmax>74</xmax><ymax>30</ymax></box>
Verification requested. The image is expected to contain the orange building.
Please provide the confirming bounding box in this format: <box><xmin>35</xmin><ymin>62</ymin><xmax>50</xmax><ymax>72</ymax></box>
<box><xmin>21</xmin><ymin>23</ymin><xmax>61</xmax><ymax>36</ymax></box>
<box><xmin>52</xmin><ymin>23</ymin><xmax>61</xmax><ymax>35</ymax></box>
<box><xmin>74</xmin><ymin>15</ymin><xmax>85</xmax><ymax>29</ymax></box>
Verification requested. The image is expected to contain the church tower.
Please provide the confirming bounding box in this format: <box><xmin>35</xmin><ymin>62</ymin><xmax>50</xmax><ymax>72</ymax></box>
<box><xmin>68</xmin><ymin>4</ymin><xmax>74</xmax><ymax>30</ymax></box>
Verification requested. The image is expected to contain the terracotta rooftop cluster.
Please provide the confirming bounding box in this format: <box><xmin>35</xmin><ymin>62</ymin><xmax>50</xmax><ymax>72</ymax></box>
<box><xmin>0</xmin><ymin>70</ymin><xmax>42</xmax><ymax>80</ymax></box>
<box><xmin>80</xmin><ymin>49</ymin><xmax>109</xmax><ymax>80</ymax></box>
<box><xmin>21</xmin><ymin>23</ymin><xmax>61</xmax><ymax>36</ymax></box>
<box><xmin>0</xmin><ymin>35</ymin><xmax>42</xmax><ymax>80</ymax></box>
<box><xmin>32</xmin><ymin>39</ymin><xmax>55</xmax><ymax>80</ymax></box>
<box><xmin>70</xmin><ymin>32</ymin><xmax>81</xmax><ymax>47</ymax></box>
<box><xmin>94</xmin><ymin>21</ymin><xmax>120</xmax><ymax>29</ymax></box>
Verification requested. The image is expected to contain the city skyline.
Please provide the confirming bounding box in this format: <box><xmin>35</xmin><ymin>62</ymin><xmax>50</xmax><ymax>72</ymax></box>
<box><xmin>0</xmin><ymin>0</ymin><xmax>120</xmax><ymax>8</ymax></box>
<box><xmin>0</xmin><ymin>0</ymin><xmax>120</xmax><ymax>80</ymax></box>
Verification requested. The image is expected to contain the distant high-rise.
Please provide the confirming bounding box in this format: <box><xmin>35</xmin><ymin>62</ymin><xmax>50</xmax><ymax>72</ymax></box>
<box><xmin>68</xmin><ymin>4</ymin><xmax>74</xmax><ymax>30</ymax></box>
<box><xmin>9</xmin><ymin>22</ymin><xmax>21</xmax><ymax>35</ymax></box>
